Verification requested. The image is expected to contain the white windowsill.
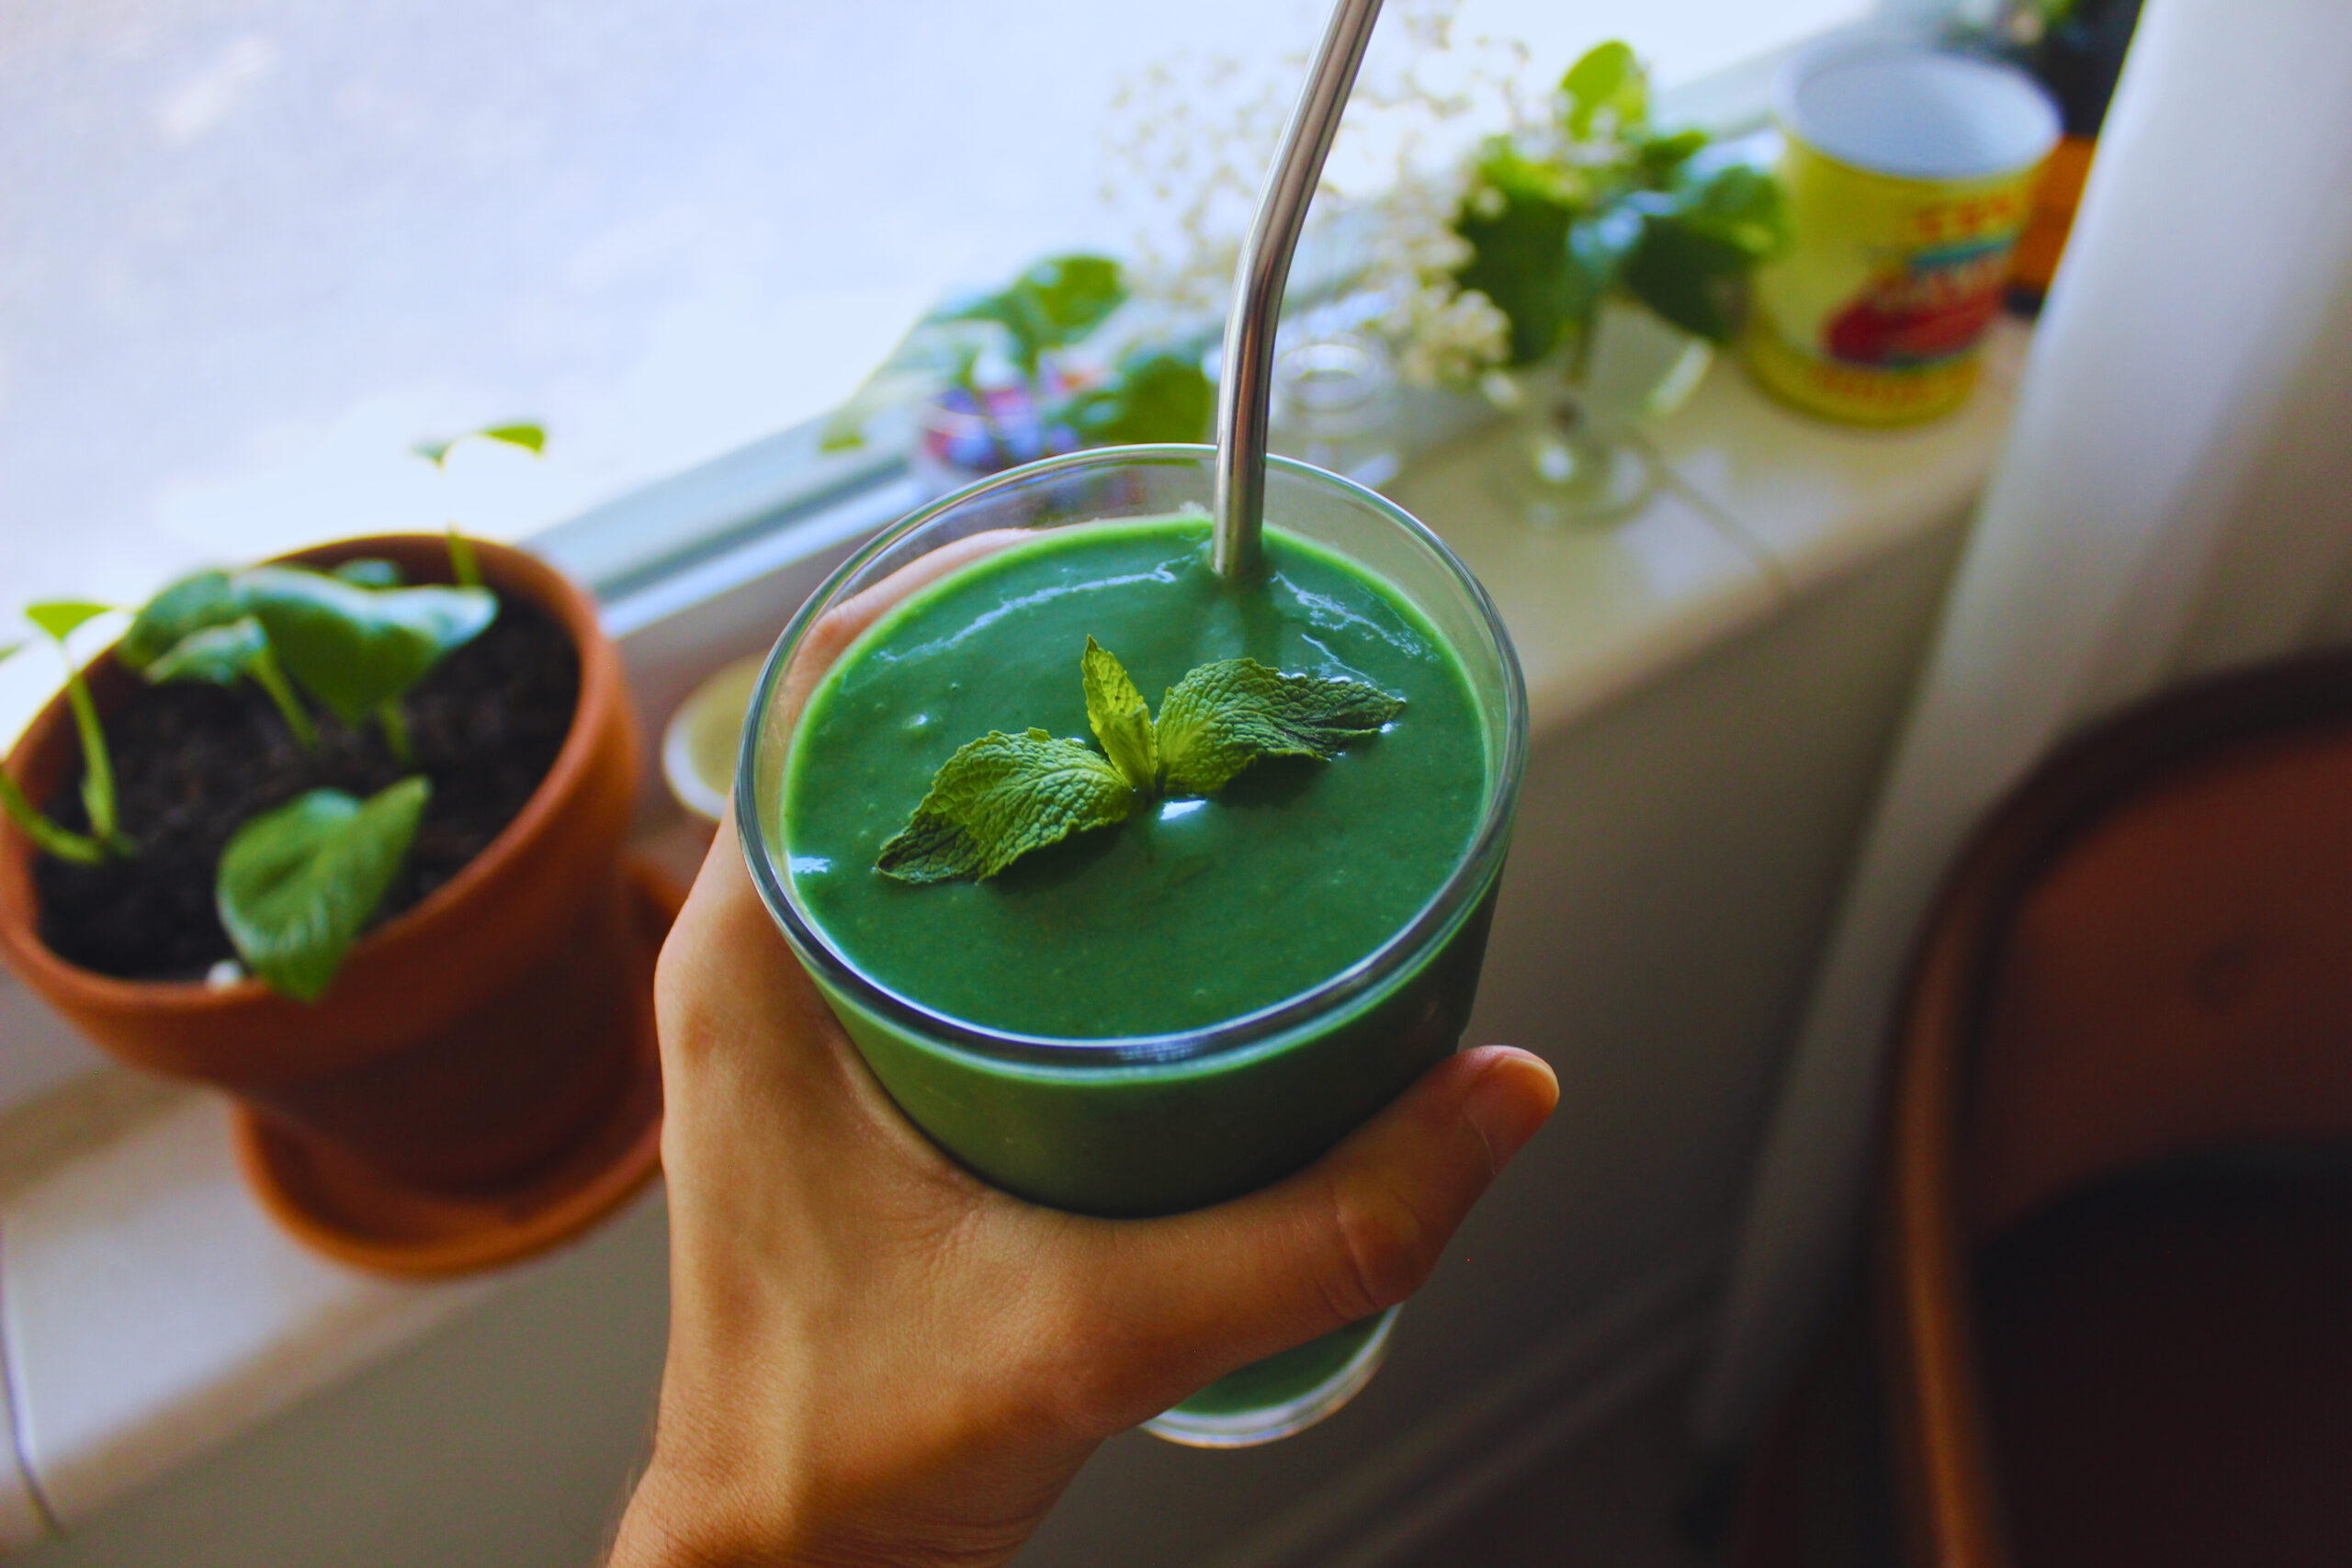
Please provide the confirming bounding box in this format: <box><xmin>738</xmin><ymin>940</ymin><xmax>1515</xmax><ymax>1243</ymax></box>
<box><xmin>0</xmin><ymin>320</ymin><xmax>2028</xmax><ymax>1543</ymax></box>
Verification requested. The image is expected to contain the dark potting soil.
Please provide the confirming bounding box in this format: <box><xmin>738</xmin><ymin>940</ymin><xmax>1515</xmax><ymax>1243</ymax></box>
<box><xmin>32</xmin><ymin>592</ymin><xmax>580</xmax><ymax>982</ymax></box>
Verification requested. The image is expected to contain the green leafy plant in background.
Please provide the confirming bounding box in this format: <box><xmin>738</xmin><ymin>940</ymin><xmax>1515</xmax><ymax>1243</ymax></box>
<box><xmin>1454</xmin><ymin>40</ymin><xmax>1790</xmax><ymax>374</ymax></box>
<box><xmin>1048</xmin><ymin>340</ymin><xmax>1219</xmax><ymax>449</ymax></box>
<box><xmin>9</xmin><ymin>424</ymin><xmax>536</xmax><ymax>999</ymax></box>
<box><xmin>822</xmin><ymin>254</ymin><xmax>1215</xmax><ymax>461</ymax></box>
<box><xmin>938</xmin><ymin>254</ymin><xmax>1127</xmax><ymax>387</ymax></box>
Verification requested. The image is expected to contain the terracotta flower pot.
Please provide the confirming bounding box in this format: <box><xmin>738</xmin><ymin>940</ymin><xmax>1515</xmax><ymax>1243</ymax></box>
<box><xmin>0</xmin><ymin>536</ymin><xmax>652</xmax><ymax>1247</ymax></box>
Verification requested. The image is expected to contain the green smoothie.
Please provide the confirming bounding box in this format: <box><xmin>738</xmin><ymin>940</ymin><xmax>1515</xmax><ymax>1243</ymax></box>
<box><xmin>783</xmin><ymin>513</ymin><xmax>1487</xmax><ymax>1043</ymax></box>
<box><xmin>746</xmin><ymin>448</ymin><xmax>1525</xmax><ymax>1444</ymax></box>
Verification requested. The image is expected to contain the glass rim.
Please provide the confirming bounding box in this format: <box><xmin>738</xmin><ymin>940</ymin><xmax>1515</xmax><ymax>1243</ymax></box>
<box><xmin>735</xmin><ymin>443</ymin><xmax>1528</xmax><ymax>1067</ymax></box>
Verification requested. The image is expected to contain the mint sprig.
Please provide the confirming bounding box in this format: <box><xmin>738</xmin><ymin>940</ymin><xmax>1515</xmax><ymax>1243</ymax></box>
<box><xmin>876</xmin><ymin>637</ymin><xmax>1403</xmax><ymax>884</ymax></box>
<box><xmin>875</xmin><ymin>728</ymin><xmax>1136</xmax><ymax>885</ymax></box>
<box><xmin>1082</xmin><ymin>636</ymin><xmax>1159</xmax><ymax>792</ymax></box>
<box><xmin>1156</xmin><ymin>656</ymin><xmax>1409</xmax><ymax>796</ymax></box>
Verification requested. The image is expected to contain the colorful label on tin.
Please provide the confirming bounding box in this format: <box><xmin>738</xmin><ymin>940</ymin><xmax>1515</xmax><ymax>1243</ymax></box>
<box><xmin>1825</xmin><ymin>233</ymin><xmax>2010</xmax><ymax>367</ymax></box>
<box><xmin>1746</xmin><ymin>141</ymin><xmax>2041</xmax><ymax>426</ymax></box>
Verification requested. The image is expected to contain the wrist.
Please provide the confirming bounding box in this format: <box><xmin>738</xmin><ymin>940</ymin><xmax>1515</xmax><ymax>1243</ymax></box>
<box><xmin>610</xmin><ymin>1454</ymin><xmax>812</xmax><ymax>1568</ymax></box>
<box><xmin>609</xmin><ymin>1439</ymin><xmax>1067</xmax><ymax>1568</ymax></box>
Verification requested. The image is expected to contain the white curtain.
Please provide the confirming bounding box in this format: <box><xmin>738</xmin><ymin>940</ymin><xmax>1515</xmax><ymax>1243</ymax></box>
<box><xmin>1695</xmin><ymin>0</ymin><xmax>2352</xmax><ymax>1449</ymax></box>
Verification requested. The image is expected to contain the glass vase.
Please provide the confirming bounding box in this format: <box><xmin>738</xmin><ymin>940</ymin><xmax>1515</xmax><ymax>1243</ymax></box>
<box><xmin>1490</xmin><ymin>303</ymin><xmax>1713</xmax><ymax>529</ymax></box>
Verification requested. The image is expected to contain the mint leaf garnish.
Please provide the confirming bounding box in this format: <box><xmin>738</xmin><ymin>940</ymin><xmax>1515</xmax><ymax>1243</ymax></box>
<box><xmin>876</xmin><ymin>728</ymin><xmax>1136</xmax><ymax>884</ymax></box>
<box><xmin>871</xmin><ymin>639</ymin><xmax>1404</xmax><ymax>884</ymax></box>
<box><xmin>1158</xmin><ymin>660</ymin><xmax>1405</xmax><ymax>796</ymax></box>
<box><xmin>1082</xmin><ymin>637</ymin><xmax>1159</xmax><ymax>794</ymax></box>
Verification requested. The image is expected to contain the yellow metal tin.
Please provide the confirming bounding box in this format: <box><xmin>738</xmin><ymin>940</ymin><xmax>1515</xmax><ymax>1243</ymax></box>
<box><xmin>1746</xmin><ymin>50</ymin><xmax>2057</xmax><ymax>426</ymax></box>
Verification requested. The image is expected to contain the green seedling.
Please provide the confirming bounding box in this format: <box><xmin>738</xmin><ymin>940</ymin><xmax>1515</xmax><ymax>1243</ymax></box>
<box><xmin>0</xmin><ymin>604</ymin><xmax>133</xmax><ymax>864</ymax></box>
<box><xmin>0</xmin><ymin>645</ymin><xmax>106</xmax><ymax>866</ymax></box>
<box><xmin>142</xmin><ymin>615</ymin><xmax>317</xmax><ymax>750</ymax></box>
<box><xmin>413</xmin><ymin>422</ymin><xmax>546</xmax><ymax>589</ymax></box>
<box><xmin>1456</xmin><ymin>40</ymin><xmax>1791</xmax><ymax>371</ymax></box>
<box><xmin>22</xmin><ymin>424</ymin><xmax>532</xmax><ymax>1001</ymax></box>
<box><xmin>236</xmin><ymin>567</ymin><xmax>495</xmax><ymax>764</ymax></box>
<box><xmin>129</xmin><ymin>564</ymin><xmax>495</xmax><ymax>766</ymax></box>
<box><xmin>178</xmin><ymin>553</ymin><xmax>490</xmax><ymax>989</ymax></box>
<box><xmin>119</xmin><ymin>570</ymin><xmax>245</xmax><ymax>670</ymax></box>
<box><xmin>164</xmin><ymin>555</ymin><xmax>491</xmax><ymax>992</ymax></box>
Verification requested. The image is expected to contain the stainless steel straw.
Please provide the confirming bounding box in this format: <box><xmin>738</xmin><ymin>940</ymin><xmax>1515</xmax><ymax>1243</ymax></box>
<box><xmin>1212</xmin><ymin>0</ymin><xmax>1385</xmax><ymax>581</ymax></box>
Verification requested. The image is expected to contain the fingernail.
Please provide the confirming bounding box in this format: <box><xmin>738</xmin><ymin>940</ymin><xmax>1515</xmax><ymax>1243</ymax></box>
<box><xmin>1462</xmin><ymin>1053</ymin><xmax>1556</xmax><ymax>1173</ymax></box>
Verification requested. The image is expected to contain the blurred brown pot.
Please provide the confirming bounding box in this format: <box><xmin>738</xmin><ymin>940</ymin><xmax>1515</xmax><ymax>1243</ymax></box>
<box><xmin>0</xmin><ymin>536</ymin><xmax>644</xmax><ymax>1199</ymax></box>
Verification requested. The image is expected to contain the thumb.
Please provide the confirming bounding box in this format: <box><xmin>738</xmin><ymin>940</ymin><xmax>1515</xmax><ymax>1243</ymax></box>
<box><xmin>1098</xmin><ymin>1046</ymin><xmax>1557</xmax><ymax>1412</ymax></box>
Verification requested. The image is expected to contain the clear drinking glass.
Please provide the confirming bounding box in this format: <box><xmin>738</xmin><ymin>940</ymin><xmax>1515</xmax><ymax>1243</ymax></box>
<box><xmin>1270</xmin><ymin>328</ymin><xmax>1403</xmax><ymax>490</ymax></box>
<box><xmin>738</xmin><ymin>445</ymin><xmax>1527</xmax><ymax>1445</ymax></box>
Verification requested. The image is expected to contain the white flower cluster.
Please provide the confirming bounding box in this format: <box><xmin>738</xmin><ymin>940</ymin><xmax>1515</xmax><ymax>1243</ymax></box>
<box><xmin>1096</xmin><ymin>56</ymin><xmax>1292</xmax><ymax>317</ymax></box>
<box><xmin>1385</xmin><ymin>279</ymin><xmax>1512</xmax><ymax>388</ymax></box>
<box><xmin>1094</xmin><ymin>0</ymin><xmax>1548</xmax><ymax>388</ymax></box>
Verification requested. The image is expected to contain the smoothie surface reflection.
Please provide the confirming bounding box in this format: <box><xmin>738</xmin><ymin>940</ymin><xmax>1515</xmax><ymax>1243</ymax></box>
<box><xmin>782</xmin><ymin>514</ymin><xmax>1487</xmax><ymax>1041</ymax></box>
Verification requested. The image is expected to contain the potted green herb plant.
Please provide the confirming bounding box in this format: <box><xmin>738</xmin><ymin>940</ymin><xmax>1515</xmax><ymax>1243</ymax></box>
<box><xmin>1453</xmin><ymin>41</ymin><xmax>1789</xmax><ymax>525</ymax></box>
<box><xmin>0</xmin><ymin>426</ymin><xmax>665</xmax><ymax>1275</ymax></box>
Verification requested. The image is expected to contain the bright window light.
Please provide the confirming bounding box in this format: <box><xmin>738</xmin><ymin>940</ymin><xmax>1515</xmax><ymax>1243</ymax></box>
<box><xmin>0</xmin><ymin>0</ymin><xmax>1871</xmax><ymax>742</ymax></box>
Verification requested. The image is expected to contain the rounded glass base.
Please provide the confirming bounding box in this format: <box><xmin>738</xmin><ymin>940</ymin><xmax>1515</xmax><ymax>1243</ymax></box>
<box><xmin>1492</xmin><ymin>407</ymin><xmax>1655</xmax><ymax>529</ymax></box>
<box><xmin>1143</xmin><ymin>1307</ymin><xmax>1399</xmax><ymax>1449</ymax></box>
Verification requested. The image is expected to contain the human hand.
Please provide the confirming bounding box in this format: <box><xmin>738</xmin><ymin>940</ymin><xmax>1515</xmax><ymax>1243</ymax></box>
<box><xmin>610</xmin><ymin>539</ymin><xmax>1558</xmax><ymax>1568</ymax></box>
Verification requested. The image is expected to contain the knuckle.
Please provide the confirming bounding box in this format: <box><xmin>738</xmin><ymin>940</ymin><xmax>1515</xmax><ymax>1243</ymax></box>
<box><xmin>1323</xmin><ymin>1172</ymin><xmax>1437</xmax><ymax>1322</ymax></box>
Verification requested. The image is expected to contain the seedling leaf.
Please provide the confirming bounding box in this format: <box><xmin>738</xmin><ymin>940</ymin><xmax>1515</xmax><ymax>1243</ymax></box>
<box><xmin>26</xmin><ymin>602</ymin><xmax>112</xmax><ymax>643</ymax></box>
<box><xmin>478</xmin><ymin>423</ymin><xmax>545</xmax><ymax>454</ymax></box>
<box><xmin>239</xmin><ymin>567</ymin><xmax>496</xmax><ymax>725</ymax></box>
<box><xmin>144</xmin><ymin>616</ymin><xmax>273</xmax><ymax>685</ymax></box>
<box><xmin>142</xmin><ymin>615</ymin><xmax>318</xmax><ymax>747</ymax></box>
<box><xmin>120</xmin><ymin>570</ymin><xmax>247</xmax><ymax>670</ymax></box>
<box><xmin>331</xmin><ymin>558</ymin><xmax>405</xmax><ymax>589</ymax></box>
<box><xmin>413</xmin><ymin>422</ymin><xmax>546</xmax><ymax>468</ymax></box>
<box><xmin>216</xmin><ymin>777</ymin><xmax>430</xmax><ymax>1001</ymax></box>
